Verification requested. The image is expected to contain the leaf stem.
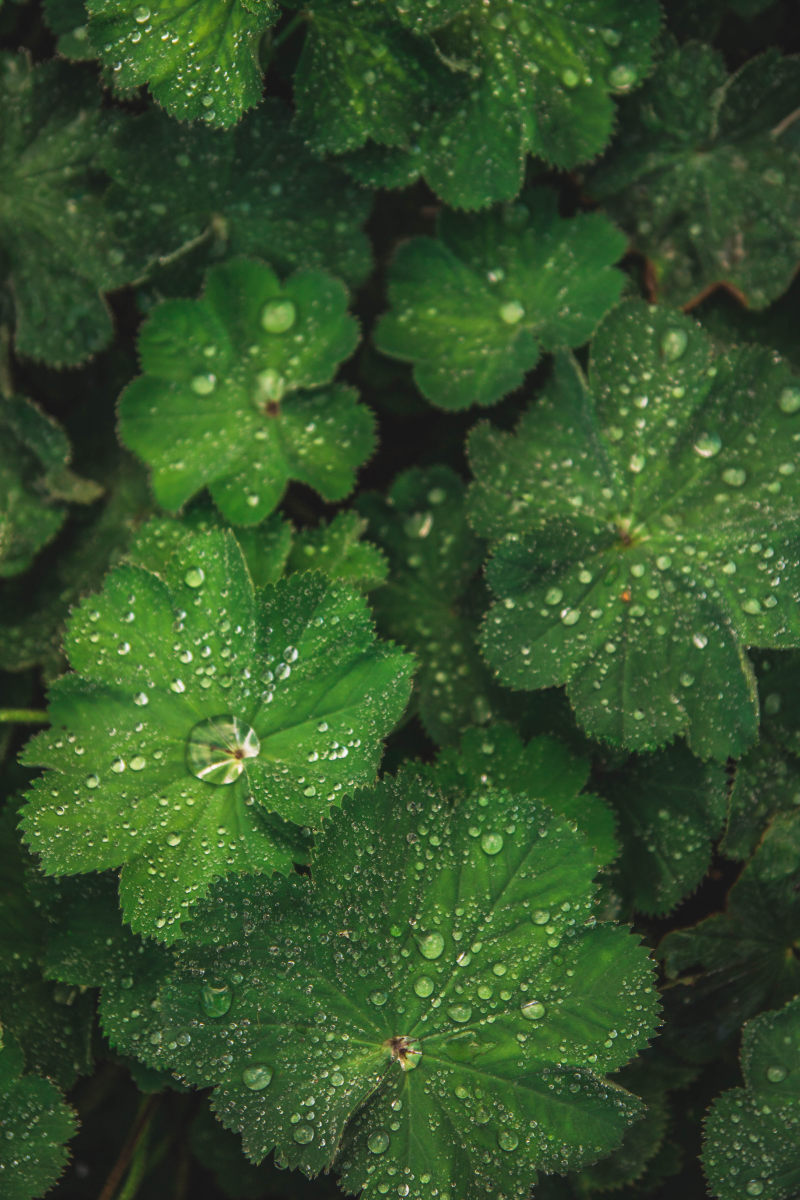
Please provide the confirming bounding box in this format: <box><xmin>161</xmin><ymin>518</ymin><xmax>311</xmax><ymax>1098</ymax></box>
<box><xmin>0</xmin><ymin>708</ymin><xmax>49</xmax><ymax>724</ymax></box>
<box><xmin>97</xmin><ymin>1094</ymin><xmax>159</xmax><ymax>1200</ymax></box>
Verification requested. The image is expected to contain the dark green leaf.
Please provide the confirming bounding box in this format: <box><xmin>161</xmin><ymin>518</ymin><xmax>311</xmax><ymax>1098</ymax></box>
<box><xmin>469</xmin><ymin>300</ymin><xmax>800</xmax><ymax>758</ymax></box>
<box><xmin>375</xmin><ymin>191</ymin><xmax>626</xmax><ymax>410</ymax></box>
<box><xmin>0</xmin><ymin>1035</ymin><xmax>77</xmax><ymax>1200</ymax></box>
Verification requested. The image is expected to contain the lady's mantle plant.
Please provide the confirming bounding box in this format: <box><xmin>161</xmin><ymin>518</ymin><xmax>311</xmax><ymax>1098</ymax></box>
<box><xmin>1</xmin><ymin>2</ymin><xmax>800</xmax><ymax>1200</ymax></box>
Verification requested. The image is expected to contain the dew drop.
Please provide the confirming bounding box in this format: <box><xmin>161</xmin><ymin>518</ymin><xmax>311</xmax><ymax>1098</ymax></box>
<box><xmin>369</xmin><ymin>991</ymin><xmax>388</xmax><ymax>1007</ymax></box>
<box><xmin>261</xmin><ymin>298</ymin><xmax>297</xmax><ymax>334</ymax></box>
<box><xmin>293</xmin><ymin>1125</ymin><xmax>314</xmax><ymax>1145</ymax></box>
<box><xmin>609</xmin><ymin>63</ymin><xmax>636</xmax><ymax>90</ymax></box>
<box><xmin>242</xmin><ymin>1063</ymin><xmax>273</xmax><ymax>1090</ymax></box>
<box><xmin>722</xmin><ymin>467</ymin><xmax>747</xmax><ymax>487</ymax></box>
<box><xmin>660</xmin><ymin>327</ymin><xmax>688</xmax><ymax>361</ymax></box>
<box><xmin>746</xmin><ymin>1183</ymin><xmax>764</xmax><ymax>1197</ymax></box>
<box><xmin>85</xmin><ymin>774</ymin><xmax>100</xmax><ymax>789</ymax></box>
<box><xmin>499</xmin><ymin>301</ymin><xmax>525</xmax><ymax>325</ymax></box>
<box><xmin>448</xmin><ymin>1003</ymin><xmax>472</xmax><ymax>1024</ymax></box>
<box><xmin>367</xmin><ymin>1130</ymin><xmax>390</xmax><ymax>1155</ymax></box>
<box><xmin>414</xmin><ymin>976</ymin><xmax>434</xmax><ymax>998</ymax></box>
<box><xmin>129</xmin><ymin>755</ymin><xmax>146</xmax><ymax>771</ymax></box>
<box><xmin>418</xmin><ymin>932</ymin><xmax>445</xmax><ymax>960</ymax></box>
<box><xmin>190</xmin><ymin>373</ymin><xmax>216</xmax><ymax>395</ymax></box>
<box><xmin>692</xmin><ymin>633</ymin><xmax>708</xmax><ymax>649</ymax></box>
<box><xmin>133</xmin><ymin>4</ymin><xmax>150</xmax><ymax>19</ymax></box>
<box><xmin>778</xmin><ymin>385</ymin><xmax>800</xmax><ymax>414</ymax></box>
<box><xmin>562</xmin><ymin>68</ymin><xmax>580</xmax><ymax>88</ymax></box>
<box><xmin>201</xmin><ymin>983</ymin><xmax>232</xmax><ymax>1018</ymax></box>
<box><xmin>521</xmin><ymin>999</ymin><xmax>546</xmax><ymax>1020</ymax></box>
<box><xmin>497</xmin><ymin>1129</ymin><xmax>519</xmax><ymax>1151</ymax></box>
<box><xmin>481</xmin><ymin>831</ymin><xmax>504</xmax><ymax>855</ymax></box>
<box><xmin>186</xmin><ymin>715</ymin><xmax>260</xmax><ymax>786</ymax></box>
<box><xmin>766</xmin><ymin>1064</ymin><xmax>787</xmax><ymax>1082</ymax></box>
<box><xmin>184</xmin><ymin>567</ymin><xmax>205</xmax><ymax>588</ymax></box>
<box><xmin>545</xmin><ymin>587</ymin><xmax>563</xmax><ymax>605</ymax></box>
<box><xmin>693</xmin><ymin>432</ymin><xmax>722</xmax><ymax>458</ymax></box>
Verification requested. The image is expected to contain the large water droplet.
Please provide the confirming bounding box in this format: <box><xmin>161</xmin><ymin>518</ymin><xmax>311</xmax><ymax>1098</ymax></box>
<box><xmin>418</xmin><ymin>932</ymin><xmax>444</xmax><ymax>960</ymax></box>
<box><xmin>201</xmin><ymin>983</ymin><xmax>232</xmax><ymax>1018</ymax></box>
<box><xmin>766</xmin><ymin>1064</ymin><xmax>787</xmax><ymax>1083</ymax></box>
<box><xmin>414</xmin><ymin>976</ymin><xmax>434</xmax><ymax>998</ymax></box>
<box><xmin>261</xmin><ymin>298</ymin><xmax>297</xmax><ymax>334</ymax></box>
<box><xmin>778</xmin><ymin>385</ymin><xmax>800</xmax><ymax>414</ymax></box>
<box><xmin>293</xmin><ymin>1125</ymin><xmax>314</xmax><ymax>1144</ymax></box>
<box><xmin>609</xmin><ymin>63</ymin><xmax>636</xmax><ymax>90</ymax></box>
<box><xmin>481</xmin><ymin>831</ymin><xmax>504</xmax><ymax>855</ymax></box>
<box><xmin>497</xmin><ymin>1128</ymin><xmax>519</xmax><ymax>1151</ymax></box>
<box><xmin>722</xmin><ymin>467</ymin><xmax>747</xmax><ymax>487</ymax></box>
<box><xmin>521</xmin><ymin>999</ymin><xmax>546</xmax><ymax>1020</ymax></box>
<box><xmin>448</xmin><ymin>1003</ymin><xmax>472</xmax><ymax>1024</ymax></box>
<box><xmin>367</xmin><ymin>1130</ymin><xmax>390</xmax><ymax>1155</ymax></box>
<box><xmin>253</xmin><ymin>369</ymin><xmax>285</xmax><ymax>407</ymax></box>
<box><xmin>184</xmin><ymin>567</ymin><xmax>205</xmax><ymax>588</ymax></box>
<box><xmin>242</xmin><ymin>1063</ymin><xmax>273</xmax><ymax>1090</ymax></box>
<box><xmin>499</xmin><ymin>301</ymin><xmax>525</xmax><ymax>325</ymax></box>
<box><xmin>562</xmin><ymin>68</ymin><xmax>580</xmax><ymax>88</ymax></box>
<box><xmin>186</xmin><ymin>715</ymin><xmax>260</xmax><ymax>786</ymax></box>
<box><xmin>190</xmin><ymin>373</ymin><xmax>216</xmax><ymax>395</ymax></box>
<box><xmin>693</xmin><ymin>431</ymin><xmax>722</xmax><ymax>458</ymax></box>
<box><xmin>746</xmin><ymin>1182</ymin><xmax>764</xmax><ymax>1197</ymax></box>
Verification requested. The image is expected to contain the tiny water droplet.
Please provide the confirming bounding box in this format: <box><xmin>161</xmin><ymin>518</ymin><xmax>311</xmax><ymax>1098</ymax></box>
<box><xmin>722</xmin><ymin>467</ymin><xmax>747</xmax><ymax>487</ymax></box>
<box><xmin>499</xmin><ymin>301</ymin><xmax>525</xmax><ymax>325</ymax></box>
<box><xmin>693</xmin><ymin>432</ymin><xmax>722</xmax><ymax>458</ymax></box>
<box><xmin>766</xmin><ymin>1064</ymin><xmax>787</xmax><ymax>1083</ymax></box>
<box><xmin>660</xmin><ymin>327</ymin><xmax>688</xmax><ymax>361</ymax></box>
<box><xmin>562</xmin><ymin>68</ymin><xmax>580</xmax><ymax>88</ymax></box>
<box><xmin>778</xmin><ymin>385</ymin><xmax>800</xmax><ymax>414</ymax></box>
<box><xmin>190</xmin><ymin>373</ymin><xmax>216</xmax><ymax>395</ymax></box>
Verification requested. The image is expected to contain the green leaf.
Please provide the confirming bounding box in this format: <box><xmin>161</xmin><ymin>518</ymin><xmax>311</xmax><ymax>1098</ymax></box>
<box><xmin>428</xmin><ymin>723</ymin><xmax>619</xmax><ymax>868</ymax></box>
<box><xmin>414</xmin><ymin>0</ymin><xmax>662</xmax><ymax>208</ymax></box>
<box><xmin>106</xmin><ymin>771</ymin><xmax>659</xmax><ymax>1198</ymax></box>
<box><xmin>0</xmin><ymin>395</ymin><xmax>102</xmax><ymax>578</ymax></box>
<box><xmin>703</xmin><ymin>996</ymin><xmax>800</xmax><ymax>1200</ymax></box>
<box><xmin>374</xmin><ymin>191</ymin><xmax>627</xmax><ymax>410</ymax></box>
<box><xmin>287</xmin><ymin>512</ymin><xmax>388</xmax><ymax>592</ymax></box>
<box><xmin>87</xmin><ymin>0</ymin><xmax>278</xmax><ymax>127</ymax></box>
<box><xmin>468</xmin><ymin>299</ymin><xmax>800</xmax><ymax>759</ymax></box>
<box><xmin>660</xmin><ymin>811</ymin><xmax>800</xmax><ymax>1062</ymax></box>
<box><xmin>0</xmin><ymin>55</ymin><xmax>143</xmax><ymax>365</ymax></box>
<box><xmin>589</xmin><ymin>42</ymin><xmax>800</xmax><ymax>309</ymax></box>
<box><xmin>20</xmin><ymin>527</ymin><xmax>414</xmax><ymax>941</ymax></box>
<box><xmin>0</xmin><ymin>1035</ymin><xmax>77</xmax><ymax>1200</ymax></box>
<box><xmin>599</xmin><ymin>745</ymin><xmax>728</xmax><ymax>915</ymax></box>
<box><xmin>109</xmin><ymin>103</ymin><xmax>374</xmax><ymax>289</ymax></box>
<box><xmin>119</xmin><ymin>257</ymin><xmax>373</xmax><ymax>525</ymax></box>
<box><xmin>359</xmin><ymin>466</ymin><xmax>514</xmax><ymax>743</ymax></box>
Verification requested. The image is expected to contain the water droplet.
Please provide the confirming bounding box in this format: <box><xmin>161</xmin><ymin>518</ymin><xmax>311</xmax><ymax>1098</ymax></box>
<box><xmin>367</xmin><ymin>1130</ymin><xmax>390</xmax><ymax>1155</ymax></box>
<box><xmin>133</xmin><ymin>692</ymin><xmax>149</xmax><ymax>707</ymax></box>
<box><xmin>499</xmin><ymin>301</ymin><xmax>525</xmax><ymax>325</ymax></box>
<box><xmin>692</xmin><ymin>633</ymin><xmax>708</xmax><ymax>649</ymax></box>
<box><xmin>532</xmin><ymin>909</ymin><xmax>550</xmax><ymax>925</ymax></box>
<box><xmin>448</xmin><ymin>1003</ymin><xmax>472</xmax><ymax>1024</ymax></box>
<box><xmin>85</xmin><ymin>774</ymin><xmax>99</xmax><ymax>789</ymax></box>
<box><xmin>186</xmin><ymin>715</ymin><xmax>260</xmax><ymax>786</ymax></box>
<box><xmin>481</xmin><ymin>831</ymin><xmax>504</xmax><ymax>855</ymax></box>
<box><xmin>133</xmin><ymin>3</ymin><xmax>150</xmax><ymax>19</ymax></box>
<box><xmin>190</xmin><ymin>373</ymin><xmax>216</xmax><ymax>395</ymax></box>
<box><xmin>242</xmin><ymin>1063</ymin><xmax>273</xmax><ymax>1090</ymax></box>
<box><xmin>779</xmin><ymin>385</ymin><xmax>800</xmax><ymax>414</ymax></box>
<box><xmin>609</xmin><ymin>63</ymin><xmax>636</xmax><ymax>90</ymax></box>
<box><xmin>253</xmin><ymin>369</ymin><xmax>285</xmax><ymax>407</ymax></box>
<box><xmin>766</xmin><ymin>1064</ymin><xmax>787</xmax><ymax>1082</ymax></box>
<box><xmin>418</xmin><ymin>932</ymin><xmax>445</xmax><ymax>960</ymax></box>
<box><xmin>746</xmin><ymin>1182</ymin><xmax>764</xmax><ymax>1197</ymax></box>
<box><xmin>560</xmin><ymin>608</ymin><xmax>580</xmax><ymax>626</ymax></box>
<box><xmin>129</xmin><ymin>755</ymin><xmax>146</xmax><ymax>771</ymax></box>
<box><xmin>629</xmin><ymin>453</ymin><xmax>645</xmax><ymax>473</ymax></box>
<box><xmin>741</xmin><ymin>598</ymin><xmax>762</xmax><ymax>615</ymax></box>
<box><xmin>201</xmin><ymin>983</ymin><xmax>232</xmax><ymax>1018</ymax></box>
<box><xmin>413</xmin><ymin>976</ymin><xmax>434</xmax><ymax>998</ymax></box>
<box><xmin>545</xmin><ymin>587</ymin><xmax>563</xmax><ymax>606</ymax></box>
<box><xmin>562</xmin><ymin>68</ymin><xmax>580</xmax><ymax>88</ymax></box>
<box><xmin>166</xmin><ymin>832</ymin><xmax>181</xmax><ymax>847</ymax></box>
<box><xmin>293</xmin><ymin>1125</ymin><xmax>314</xmax><ymax>1145</ymax></box>
<box><xmin>722</xmin><ymin>467</ymin><xmax>747</xmax><ymax>487</ymax></box>
<box><xmin>369</xmin><ymin>991</ymin><xmax>388</xmax><ymax>1007</ymax></box>
<box><xmin>111</xmin><ymin>758</ymin><xmax>125</xmax><ymax>774</ymax></box>
<box><xmin>692</xmin><ymin>431</ymin><xmax>722</xmax><ymax>458</ymax></box>
<box><xmin>660</xmin><ymin>327</ymin><xmax>688</xmax><ymax>361</ymax></box>
<box><xmin>521</xmin><ymin>1000</ymin><xmax>546</xmax><ymax>1020</ymax></box>
<box><xmin>170</xmin><ymin>679</ymin><xmax>186</xmax><ymax>694</ymax></box>
<box><xmin>261</xmin><ymin>298</ymin><xmax>297</xmax><ymax>334</ymax></box>
<box><xmin>497</xmin><ymin>1129</ymin><xmax>519</xmax><ymax>1151</ymax></box>
<box><xmin>184</xmin><ymin>567</ymin><xmax>205</xmax><ymax>588</ymax></box>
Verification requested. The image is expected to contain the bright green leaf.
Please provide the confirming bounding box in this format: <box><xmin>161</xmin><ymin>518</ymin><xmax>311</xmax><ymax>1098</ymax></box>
<box><xmin>87</xmin><ymin>0</ymin><xmax>278</xmax><ymax>127</ymax></box>
<box><xmin>0</xmin><ymin>1036</ymin><xmax>77</xmax><ymax>1200</ymax></box>
<box><xmin>703</xmin><ymin>996</ymin><xmax>800</xmax><ymax>1200</ymax></box>
<box><xmin>589</xmin><ymin>42</ymin><xmax>800</xmax><ymax>308</ymax></box>
<box><xmin>287</xmin><ymin>512</ymin><xmax>388</xmax><ymax>592</ymax></box>
<box><xmin>599</xmin><ymin>746</ymin><xmax>728</xmax><ymax>915</ymax></box>
<box><xmin>105</xmin><ymin>771</ymin><xmax>659</xmax><ymax>1198</ymax></box>
<box><xmin>119</xmin><ymin>257</ymin><xmax>373</xmax><ymax>525</ymax></box>
<box><xmin>375</xmin><ymin>191</ymin><xmax>627</xmax><ymax>409</ymax></box>
<box><xmin>469</xmin><ymin>300</ymin><xmax>800</xmax><ymax>759</ymax></box>
<box><xmin>19</xmin><ymin>527</ymin><xmax>414</xmax><ymax>941</ymax></box>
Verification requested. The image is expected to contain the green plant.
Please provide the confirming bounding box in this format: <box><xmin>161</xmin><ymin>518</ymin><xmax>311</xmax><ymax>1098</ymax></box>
<box><xmin>1</xmin><ymin>2</ymin><xmax>799</xmax><ymax>1199</ymax></box>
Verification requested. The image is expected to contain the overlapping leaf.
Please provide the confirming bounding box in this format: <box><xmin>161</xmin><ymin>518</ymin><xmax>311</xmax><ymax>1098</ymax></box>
<box><xmin>119</xmin><ymin>257</ymin><xmax>373</xmax><ymax>525</ymax></box>
<box><xmin>0</xmin><ymin>55</ymin><xmax>144</xmax><ymax>365</ymax></box>
<box><xmin>0</xmin><ymin>395</ymin><xmax>101</xmax><ymax>578</ymax></box>
<box><xmin>703</xmin><ymin>996</ymin><xmax>800</xmax><ymax>1200</ymax></box>
<box><xmin>20</xmin><ymin>527</ymin><xmax>414</xmax><ymax>941</ymax></box>
<box><xmin>660</xmin><ymin>811</ymin><xmax>800</xmax><ymax>1062</ymax></box>
<box><xmin>286</xmin><ymin>512</ymin><xmax>387</xmax><ymax>592</ymax></box>
<box><xmin>87</xmin><ymin>0</ymin><xmax>278</xmax><ymax>127</ymax></box>
<box><xmin>100</xmin><ymin>770</ymin><xmax>658</xmax><ymax>1199</ymax></box>
<box><xmin>0</xmin><ymin>1035</ymin><xmax>77</xmax><ymax>1200</ymax></box>
<box><xmin>469</xmin><ymin>300</ymin><xmax>800</xmax><ymax>758</ymax></box>
<box><xmin>374</xmin><ymin>192</ymin><xmax>627</xmax><ymax>410</ymax></box>
<box><xmin>359</xmin><ymin>466</ymin><xmax>514</xmax><ymax>743</ymax></box>
<box><xmin>590</xmin><ymin>41</ymin><xmax>800</xmax><ymax>308</ymax></box>
<box><xmin>599</xmin><ymin>746</ymin><xmax>728</xmax><ymax>915</ymax></box>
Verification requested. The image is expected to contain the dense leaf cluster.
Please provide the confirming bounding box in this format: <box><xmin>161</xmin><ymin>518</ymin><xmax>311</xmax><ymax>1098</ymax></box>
<box><xmin>1</xmin><ymin>1</ymin><xmax>799</xmax><ymax>1199</ymax></box>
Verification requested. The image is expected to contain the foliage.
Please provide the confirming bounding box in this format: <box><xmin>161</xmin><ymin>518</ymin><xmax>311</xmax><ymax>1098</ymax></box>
<box><xmin>2</xmin><ymin>1</ymin><xmax>800</xmax><ymax>1199</ymax></box>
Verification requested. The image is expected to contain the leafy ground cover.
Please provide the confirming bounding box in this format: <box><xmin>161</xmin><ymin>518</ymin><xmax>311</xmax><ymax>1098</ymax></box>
<box><xmin>1</xmin><ymin>2</ymin><xmax>799</xmax><ymax>1199</ymax></box>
